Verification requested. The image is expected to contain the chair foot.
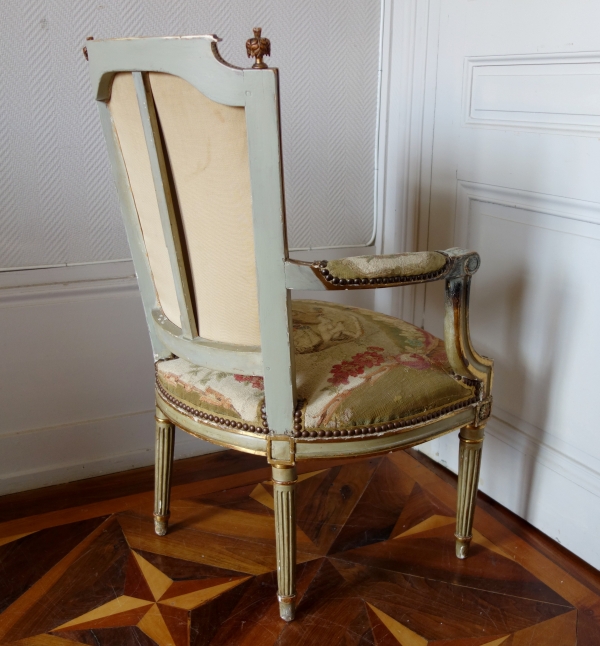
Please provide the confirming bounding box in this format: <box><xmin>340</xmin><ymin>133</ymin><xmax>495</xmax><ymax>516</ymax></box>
<box><xmin>279</xmin><ymin>596</ymin><xmax>296</xmax><ymax>622</ymax></box>
<box><xmin>154</xmin><ymin>408</ymin><xmax>175</xmax><ymax>537</ymax></box>
<box><xmin>272</xmin><ymin>465</ymin><xmax>297</xmax><ymax>622</ymax></box>
<box><xmin>154</xmin><ymin>513</ymin><xmax>170</xmax><ymax>537</ymax></box>
<box><xmin>455</xmin><ymin>425</ymin><xmax>484</xmax><ymax>560</ymax></box>
<box><xmin>455</xmin><ymin>534</ymin><xmax>472</xmax><ymax>559</ymax></box>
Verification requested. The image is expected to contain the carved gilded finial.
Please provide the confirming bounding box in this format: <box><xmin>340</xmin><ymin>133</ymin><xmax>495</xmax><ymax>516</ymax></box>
<box><xmin>246</xmin><ymin>27</ymin><xmax>270</xmax><ymax>69</ymax></box>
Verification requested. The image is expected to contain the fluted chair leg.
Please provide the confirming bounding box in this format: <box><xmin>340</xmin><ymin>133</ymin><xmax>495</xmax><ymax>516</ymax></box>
<box><xmin>272</xmin><ymin>464</ymin><xmax>297</xmax><ymax>622</ymax></box>
<box><xmin>154</xmin><ymin>408</ymin><xmax>175</xmax><ymax>537</ymax></box>
<box><xmin>455</xmin><ymin>424</ymin><xmax>485</xmax><ymax>559</ymax></box>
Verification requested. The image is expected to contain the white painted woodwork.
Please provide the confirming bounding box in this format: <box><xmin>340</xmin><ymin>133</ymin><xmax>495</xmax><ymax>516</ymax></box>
<box><xmin>0</xmin><ymin>262</ymin><xmax>220</xmax><ymax>495</ymax></box>
<box><xmin>466</xmin><ymin>54</ymin><xmax>600</xmax><ymax>134</ymax></box>
<box><xmin>412</xmin><ymin>0</ymin><xmax>600</xmax><ymax>567</ymax></box>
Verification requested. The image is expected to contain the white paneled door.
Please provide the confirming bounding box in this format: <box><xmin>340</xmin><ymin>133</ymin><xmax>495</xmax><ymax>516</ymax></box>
<box><xmin>419</xmin><ymin>0</ymin><xmax>600</xmax><ymax>567</ymax></box>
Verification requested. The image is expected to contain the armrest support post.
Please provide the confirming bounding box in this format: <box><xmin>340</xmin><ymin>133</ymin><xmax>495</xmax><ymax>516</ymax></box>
<box><xmin>444</xmin><ymin>249</ymin><xmax>493</xmax><ymax>398</ymax></box>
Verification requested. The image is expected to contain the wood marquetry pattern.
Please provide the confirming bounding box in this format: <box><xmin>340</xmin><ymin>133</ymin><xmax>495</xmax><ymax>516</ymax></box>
<box><xmin>0</xmin><ymin>451</ymin><xmax>598</xmax><ymax>645</ymax></box>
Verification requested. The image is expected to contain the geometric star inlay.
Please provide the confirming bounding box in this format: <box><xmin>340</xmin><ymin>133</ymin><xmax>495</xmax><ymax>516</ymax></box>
<box><xmin>367</xmin><ymin>602</ymin><xmax>428</xmax><ymax>646</ymax></box>
<box><xmin>52</xmin><ymin>550</ymin><xmax>249</xmax><ymax>646</ymax></box>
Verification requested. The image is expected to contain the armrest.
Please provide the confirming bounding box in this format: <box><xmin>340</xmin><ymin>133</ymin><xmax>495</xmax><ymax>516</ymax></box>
<box><xmin>285</xmin><ymin>250</ymin><xmax>451</xmax><ymax>290</ymax></box>
<box><xmin>443</xmin><ymin>248</ymin><xmax>493</xmax><ymax>400</ymax></box>
<box><xmin>285</xmin><ymin>247</ymin><xmax>493</xmax><ymax>402</ymax></box>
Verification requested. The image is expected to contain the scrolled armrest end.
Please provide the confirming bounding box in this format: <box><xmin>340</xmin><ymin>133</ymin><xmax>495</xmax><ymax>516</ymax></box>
<box><xmin>444</xmin><ymin>248</ymin><xmax>481</xmax><ymax>278</ymax></box>
<box><xmin>443</xmin><ymin>249</ymin><xmax>493</xmax><ymax>397</ymax></box>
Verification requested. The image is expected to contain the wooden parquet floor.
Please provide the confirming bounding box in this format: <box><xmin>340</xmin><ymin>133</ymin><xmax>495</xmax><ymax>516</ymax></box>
<box><xmin>0</xmin><ymin>450</ymin><xmax>598</xmax><ymax>645</ymax></box>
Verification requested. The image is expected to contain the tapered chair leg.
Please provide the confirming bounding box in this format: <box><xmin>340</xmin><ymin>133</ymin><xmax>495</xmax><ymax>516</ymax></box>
<box><xmin>154</xmin><ymin>407</ymin><xmax>175</xmax><ymax>536</ymax></box>
<box><xmin>272</xmin><ymin>464</ymin><xmax>297</xmax><ymax>622</ymax></box>
<box><xmin>455</xmin><ymin>424</ymin><xmax>485</xmax><ymax>559</ymax></box>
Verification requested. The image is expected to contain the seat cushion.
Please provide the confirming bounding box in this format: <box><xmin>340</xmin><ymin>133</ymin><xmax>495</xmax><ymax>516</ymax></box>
<box><xmin>156</xmin><ymin>300</ymin><xmax>476</xmax><ymax>437</ymax></box>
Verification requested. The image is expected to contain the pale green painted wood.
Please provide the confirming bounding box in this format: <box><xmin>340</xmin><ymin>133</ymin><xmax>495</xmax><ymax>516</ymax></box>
<box><xmin>156</xmin><ymin>390</ymin><xmax>476</xmax><ymax>461</ymax></box>
<box><xmin>284</xmin><ymin>260</ymin><xmax>326</xmax><ymax>290</ymax></box>
<box><xmin>152</xmin><ymin>309</ymin><xmax>263</xmax><ymax>376</ymax></box>
<box><xmin>243</xmin><ymin>68</ymin><xmax>296</xmax><ymax>435</ymax></box>
<box><xmin>89</xmin><ymin>36</ymin><xmax>269</xmax><ymax>373</ymax></box>
<box><xmin>272</xmin><ymin>465</ymin><xmax>297</xmax><ymax>621</ymax></box>
<box><xmin>444</xmin><ymin>248</ymin><xmax>493</xmax><ymax>395</ymax></box>
<box><xmin>294</xmin><ymin>406</ymin><xmax>476</xmax><ymax>460</ymax></box>
<box><xmin>133</xmin><ymin>72</ymin><xmax>198</xmax><ymax>339</ymax></box>
<box><xmin>154</xmin><ymin>409</ymin><xmax>175</xmax><ymax>536</ymax></box>
<box><xmin>96</xmin><ymin>102</ymin><xmax>170</xmax><ymax>360</ymax></box>
<box><xmin>156</xmin><ymin>392</ymin><xmax>268</xmax><ymax>455</ymax></box>
<box><xmin>88</xmin><ymin>36</ymin><xmax>245</xmax><ymax>106</ymax></box>
<box><xmin>455</xmin><ymin>425</ymin><xmax>485</xmax><ymax>559</ymax></box>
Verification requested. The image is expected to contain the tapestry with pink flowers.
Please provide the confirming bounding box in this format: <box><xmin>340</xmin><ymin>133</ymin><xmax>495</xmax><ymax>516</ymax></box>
<box><xmin>156</xmin><ymin>300</ymin><xmax>475</xmax><ymax>432</ymax></box>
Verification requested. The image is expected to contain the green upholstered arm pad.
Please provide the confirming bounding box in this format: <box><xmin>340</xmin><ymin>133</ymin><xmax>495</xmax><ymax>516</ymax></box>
<box><xmin>284</xmin><ymin>248</ymin><xmax>480</xmax><ymax>290</ymax></box>
<box><xmin>322</xmin><ymin>251</ymin><xmax>448</xmax><ymax>285</ymax></box>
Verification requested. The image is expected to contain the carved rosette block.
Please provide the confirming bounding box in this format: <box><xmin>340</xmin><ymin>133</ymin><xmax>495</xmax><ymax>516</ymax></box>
<box><xmin>455</xmin><ymin>426</ymin><xmax>484</xmax><ymax>559</ymax></box>
<box><xmin>272</xmin><ymin>465</ymin><xmax>297</xmax><ymax>621</ymax></box>
<box><xmin>246</xmin><ymin>27</ymin><xmax>271</xmax><ymax>69</ymax></box>
<box><xmin>154</xmin><ymin>411</ymin><xmax>175</xmax><ymax>536</ymax></box>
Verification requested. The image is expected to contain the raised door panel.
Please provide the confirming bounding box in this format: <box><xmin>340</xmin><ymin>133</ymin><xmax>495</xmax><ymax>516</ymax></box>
<box><xmin>421</xmin><ymin>0</ymin><xmax>600</xmax><ymax>567</ymax></box>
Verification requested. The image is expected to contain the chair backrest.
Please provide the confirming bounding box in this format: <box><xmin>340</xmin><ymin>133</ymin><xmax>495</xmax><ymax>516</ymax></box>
<box><xmin>87</xmin><ymin>36</ymin><xmax>297</xmax><ymax>435</ymax></box>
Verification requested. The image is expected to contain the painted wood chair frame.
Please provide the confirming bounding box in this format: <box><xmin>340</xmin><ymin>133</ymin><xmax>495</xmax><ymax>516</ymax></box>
<box><xmin>87</xmin><ymin>34</ymin><xmax>493</xmax><ymax>622</ymax></box>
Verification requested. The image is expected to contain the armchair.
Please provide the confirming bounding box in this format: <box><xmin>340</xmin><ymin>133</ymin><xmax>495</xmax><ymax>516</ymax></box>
<box><xmin>87</xmin><ymin>32</ymin><xmax>493</xmax><ymax>623</ymax></box>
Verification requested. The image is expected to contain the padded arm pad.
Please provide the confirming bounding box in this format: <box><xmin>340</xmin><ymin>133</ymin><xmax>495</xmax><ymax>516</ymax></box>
<box><xmin>324</xmin><ymin>251</ymin><xmax>448</xmax><ymax>282</ymax></box>
<box><xmin>284</xmin><ymin>249</ymin><xmax>470</xmax><ymax>290</ymax></box>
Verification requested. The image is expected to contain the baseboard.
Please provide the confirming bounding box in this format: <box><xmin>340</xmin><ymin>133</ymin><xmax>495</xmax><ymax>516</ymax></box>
<box><xmin>419</xmin><ymin>411</ymin><xmax>600</xmax><ymax>503</ymax></box>
<box><xmin>0</xmin><ymin>410</ymin><xmax>222</xmax><ymax>496</ymax></box>
<box><xmin>417</xmin><ymin>414</ymin><xmax>600</xmax><ymax>568</ymax></box>
<box><xmin>487</xmin><ymin>409</ymin><xmax>600</xmax><ymax>499</ymax></box>
<box><xmin>0</xmin><ymin>260</ymin><xmax>138</xmax><ymax>307</ymax></box>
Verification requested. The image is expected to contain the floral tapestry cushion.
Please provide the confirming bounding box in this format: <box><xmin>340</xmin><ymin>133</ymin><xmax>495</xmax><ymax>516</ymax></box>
<box><xmin>325</xmin><ymin>251</ymin><xmax>447</xmax><ymax>280</ymax></box>
<box><xmin>156</xmin><ymin>300</ymin><xmax>476</xmax><ymax>434</ymax></box>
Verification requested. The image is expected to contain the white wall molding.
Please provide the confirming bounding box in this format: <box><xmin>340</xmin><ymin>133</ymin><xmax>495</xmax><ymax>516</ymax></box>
<box><xmin>0</xmin><ymin>277</ymin><xmax>139</xmax><ymax>308</ymax></box>
<box><xmin>487</xmin><ymin>409</ymin><xmax>600</xmax><ymax>500</ymax></box>
<box><xmin>418</xmin><ymin>418</ymin><xmax>600</xmax><ymax>566</ymax></box>
<box><xmin>374</xmin><ymin>0</ymin><xmax>442</xmax><ymax>321</ymax></box>
<box><xmin>410</xmin><ymin>3</ymin><xmax>600</xmax><ymax>568</ymax></box>
<box><xmin>0</xmin><ymin>259</ymin><xmax>138</xmax><ymax>305</ymax></box>
<box><xmin>0</xmin><ymin>410</ymin><xmax>219</xmax><ymax>496</ymax></box>
<box><xmin>455</xmin><ymin>180</ymin><xmax>600</xmax><ymax>246</ymax></box>
<box><xmin>0</xmin><ymin>257</ymin><xmax>135</xmax><ymax>285</ymax></box>
<box><xmin>463</xmin><ymin>51</ymin><xmax>600</xmax><ymax>136</ymax></box>
<box><xmin>418</xmin><ymin>413</ymin><xmax>600</xmax><ymax>506</ymax></box>
<box><xmin>0</xmin><ymin>259</ymin><xmax>219</xmax><ymax>494</ymax></box>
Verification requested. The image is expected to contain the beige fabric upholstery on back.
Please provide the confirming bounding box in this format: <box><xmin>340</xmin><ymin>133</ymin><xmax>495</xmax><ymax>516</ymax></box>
<box><xmin>149</xmin><ymin>73</ymin><xmax>260</xmax><ymax>347</ymax></box>
<box><xmin>109</xmin><ymin>72</ymin><xmax>261</xmax><ymax>347</ymax></box>
<box><xmin>109</xmin><ymin>73</ymin><xmax>181</xmax><ymax>326</ymax></box>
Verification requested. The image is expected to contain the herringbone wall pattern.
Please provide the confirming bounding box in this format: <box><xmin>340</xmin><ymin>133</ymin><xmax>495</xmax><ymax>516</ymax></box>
<box><xmin>0</xmin><ymin>0</ymin><xmax>381</xmax><ymax>269</ymax></box>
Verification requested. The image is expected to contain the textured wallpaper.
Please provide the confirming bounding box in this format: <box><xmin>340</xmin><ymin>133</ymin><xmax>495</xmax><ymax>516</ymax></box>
<box><xmin>0</xmin><ymin>0</ymin><xmax>381</xmax><ymax>269</ymax></box>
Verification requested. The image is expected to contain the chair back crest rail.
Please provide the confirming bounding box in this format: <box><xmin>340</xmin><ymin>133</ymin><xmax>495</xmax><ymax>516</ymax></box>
<box><xmin>87</xmin><ymin>35</ymin><xmax>297</xmax><ymax>434</ymax></box>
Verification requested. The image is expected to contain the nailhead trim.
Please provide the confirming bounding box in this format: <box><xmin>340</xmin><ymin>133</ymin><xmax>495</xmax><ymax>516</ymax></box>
<box><xmin>291</xmin><ymin>396</ymin><xmax>479</xmax><ymax>439</ymax></box>
<box><xmin>157</xmin><ymin>376</ymin><xmax>477</xmax><ymax>441</ymax></box>
<box><xmin>156</xmin><ymin>379</ymin><xmax>269</xmax><ymax>435</ymax></box>
<box><xmin>294</xmin><ymin>399</ymin><xmax>306</xmax><ymax>437</ymax></box>
<box><xmin>455</xmin><ymin>375</ymin><xmax>484</xmax><ymax>400</ymax></box>
<box><xmin>317</xmin><ymin>256</ymin><xmax>451</xmax><ymax>287</ymax></box>
<box><xmin>260</xmin><ymin>399</ymin><xmax>270</xmax><ymax>432</ymax></box>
